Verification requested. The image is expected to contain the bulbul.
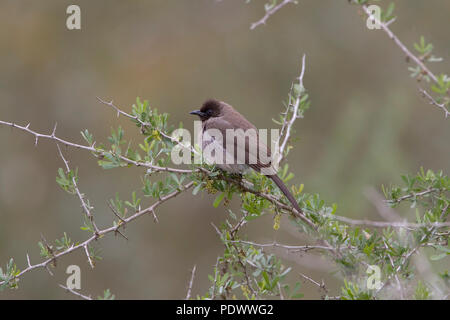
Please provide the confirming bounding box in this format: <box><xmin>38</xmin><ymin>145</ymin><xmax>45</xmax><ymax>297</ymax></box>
<box><xmin>190</xmin><ymin>99</ymin><xmax>302</xmax><ymax>214</ymax></box>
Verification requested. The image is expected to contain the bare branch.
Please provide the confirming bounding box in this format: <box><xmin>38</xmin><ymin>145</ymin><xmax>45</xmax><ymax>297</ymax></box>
<box><xmin>59</xmin><ymin>284</ymin><xmax>92</xmax><ymax>300</ymax></box>
<box><xmin>211</xmin><ymin>257</ymin><xmax>220</xmax><ymax>300</ymax></box>
<box><xmin>250</xmin><ymin>0</ymin><xmax>295</xmax><ymax>30</ymax></box>
<box><xmin>279</xmin><ymin>54</ymin><xmax>306</xmax><ymax>162</ymax></box>
<box><xmin>419</xmin><ymin>87</ymin><xmax>450</xmax><ymax>118</ymax></box>
<box><xmin>330</xmin><ymin>214</ymin><xmax>450</xmax><ymax>229</ymax></box>
<box><xmin>0</xmin><ymin>120</ymin><xmax>93</xmax><ymax>151</ymax></box>
<box><xmin>278</xmin><ymin>282</ymin><xmax>285</xmax><ymax>300</ymax></box>
<box><xmin>84</xmin><ymin>245</ymin><xmax>95</xmax><ymax>269</ymax></box>
<box><xmin>227</xmin><ymin>239</ymin><xmax>334</xmax><ymax>253</ymax></box>
<box><xmin>185</xmin><ymin>265</ymin><xmax>197</xmax><ymax>300</ymax></box>
<box><xmin>0</xmin><ymin>119</ymin><xmax>194</xmax><ymax>174</ymax></box>
<box><xmin>386</xmin><ymin>187</ymin><xmax>441</xmax><ymax>204</ymax></box>
<box><xmin>299</xmin><ymin>272</ymin><xmax>328</xmax><ymax>294</ymax></box>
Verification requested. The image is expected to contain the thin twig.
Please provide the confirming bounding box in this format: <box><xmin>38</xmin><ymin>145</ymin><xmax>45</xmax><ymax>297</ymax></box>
<box><xmin>59</xmin><ymin>284</ymin><xmax>92</xmax><ymax>300</ymax></box>
<box><xmin>211</xmin><ymin>257</ymin><xmax>220</xmax><ymax>300</ymax></box>
<box><xmin>250</xmin><ymin>0</ymin><xmax>295</xmax><ymax>30</ymax></box>
<box><xmin>386</xmin><ymin>187</ymin><xmax>440</xmax><ymax>205</ymax></box>
<box><xmin>299</xmin><ymin>272</ymin><xmax>328</xmax><ymax>294</ymax></box>
<box><xmin>419</xmin><ymin>87</ymin><xmax>450</xmax><ymax>118</ymax></box>
<box><xmin>279</xmin><ymin>54</ymin><xmax>306</xmax><ymax>163</ymax></box>
<box><xmin>330</xmin><ymin>214</ymin><xmax>450</xmax><ymax>229</ymax></box>
<box><xmin>227</xmin><ymin>239</ymin><xmax>334</xmax><ymax>252</ymax></box>
<box><xmin>56</xmin><ymin>144</ymin><xmax>100</xmax><ymax>235</ymax></box>
<box><xmin>185</xmin><ymin>265</ymin><xmax>197</xmax><ymax>300</ymax></box>
<box><xmin>84</xmin><ymin>245</ymin><xmax>95</xmax><ymax>269</ymax></box>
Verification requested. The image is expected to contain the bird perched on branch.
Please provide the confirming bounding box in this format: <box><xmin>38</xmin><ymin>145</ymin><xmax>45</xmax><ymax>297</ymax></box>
<box><xmin>190</xmin><ymin>99</ymin><xmax>302</xmax><ymax>214</ymax></box>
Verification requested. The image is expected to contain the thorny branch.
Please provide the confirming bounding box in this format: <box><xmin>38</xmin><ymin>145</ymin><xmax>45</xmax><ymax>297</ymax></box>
<box><xmin>0</xmin><ymin>180</ymin><xmax>194</xmax><ymax>287</ymax></box>
<box><xmin>0</xmin><ymin>119</ymin><xmax>194</xmax><ymax>174</ymax></box>
<box><xmin>56</xmin><ymin>144</ymin><xmax>100</xmax><ymax>237</ymax></box>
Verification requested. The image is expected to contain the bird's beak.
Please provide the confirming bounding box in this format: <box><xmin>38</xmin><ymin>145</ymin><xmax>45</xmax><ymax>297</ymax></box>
<box><xmin>189</xmin><ymin>110</ymin><xmax>206</xmax><ymax>117</ymax></box>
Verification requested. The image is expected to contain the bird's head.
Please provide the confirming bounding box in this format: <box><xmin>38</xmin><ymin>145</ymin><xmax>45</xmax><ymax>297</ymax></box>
<box><xmin>189</xmin><ymin>99</ymin><xmax>224</xmax><ymax>120</ymax></box>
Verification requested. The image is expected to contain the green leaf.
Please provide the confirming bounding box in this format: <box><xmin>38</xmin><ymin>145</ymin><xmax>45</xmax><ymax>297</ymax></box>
<box><xmin>262</xmin><ymin>271</ymin><xmax>270</xmax><ymax>289</ymax></box>
<box><xmin>98</xmin><ymin>289</ymin><xmax>115</xmax><ymax>300</ymax></box>
<box><xmin>192</xmin><ymin>183</ymin><xmax>203</xmax><ymax>196</ymax></box>
<box><xmin>430</xmin><ymin>253</ymin><xmax>447</xmax><ymax>261</ymax></box>
<box><xmin>81</xmin><ymin>129</ymin><xmax>93</xmax><ymax>145</ymax></box>
<box><xmin>213</xmin><ymin>192</ymin><xmax>225</xmax><ymax>208</ymax></box>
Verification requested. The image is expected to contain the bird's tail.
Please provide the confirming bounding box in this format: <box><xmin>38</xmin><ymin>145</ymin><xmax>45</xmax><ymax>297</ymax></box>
<box><xmin>269</xmin><ymin>174</ymin><xmax>302</xmax><ymax>214</ymax></box>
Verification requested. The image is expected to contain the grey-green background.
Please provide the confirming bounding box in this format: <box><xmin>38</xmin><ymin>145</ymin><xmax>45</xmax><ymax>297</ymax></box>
<box><xmin>0</xmin><ymin>0</ymin><xmax>449</xmax><ymax>299</ymax></box>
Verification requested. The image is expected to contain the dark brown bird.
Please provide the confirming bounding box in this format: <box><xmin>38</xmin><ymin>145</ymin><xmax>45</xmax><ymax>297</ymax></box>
<box><xmin>190</xmin><ymin>99</ymin><xmax>302</xmax><ymax>214</ymax></box>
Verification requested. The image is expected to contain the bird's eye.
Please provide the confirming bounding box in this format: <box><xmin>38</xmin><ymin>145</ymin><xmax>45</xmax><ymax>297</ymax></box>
<box><xmin>206</xmin><ymin>109</ymin><xmax>213</xmax><ymax>115</ymax></box>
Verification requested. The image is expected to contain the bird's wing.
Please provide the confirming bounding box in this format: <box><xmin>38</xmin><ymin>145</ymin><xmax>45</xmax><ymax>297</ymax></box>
<box><xmin>204</xmin><ymin>117</ymin><xmax>275</xmax><ymax>174</ymax></box>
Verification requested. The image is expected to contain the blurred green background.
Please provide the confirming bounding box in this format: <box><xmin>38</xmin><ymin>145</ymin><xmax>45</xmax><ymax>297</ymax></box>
<box><xmin>0</xmin><ymin>0</ymin><xmax>449</xmax><ymax>299</ymax></box>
